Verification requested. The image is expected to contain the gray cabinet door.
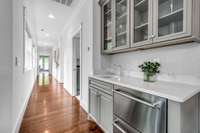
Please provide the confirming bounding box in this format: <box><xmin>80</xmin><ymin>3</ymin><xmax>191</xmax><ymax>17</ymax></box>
<box><xmin>152</xmin><ymin>0</ymin><xmax>192</xmax><ymax>43</ymax></box>
<box><xmin>131</xmin><ymin>0</ymin><xmax>153</xmax><ymax>47</ymax></box>
<box><xmin>99</xmin><ymin>92</ymin><xmax>113</xmax><ymax>133</ymax></box>
<box><xmin>113</xmin><ymin>0</ymin><xmax>130</xmax><ymax>51</ymax></box>
<box><xmin>101</xmin><ymin>0</ymin><xmax>113</xmax><ymax>54</ymax></box>
<box><xmin>90</xmin><ymin>88</ymin><xmax>100</xmax><ymax>122</ymax></box>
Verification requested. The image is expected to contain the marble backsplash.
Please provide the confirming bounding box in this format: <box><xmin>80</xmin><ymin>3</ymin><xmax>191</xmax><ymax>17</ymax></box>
<box><xmin>95</xmin><ymin>67</ymin><xmax>200</xmax><ymax>86</ymax></box>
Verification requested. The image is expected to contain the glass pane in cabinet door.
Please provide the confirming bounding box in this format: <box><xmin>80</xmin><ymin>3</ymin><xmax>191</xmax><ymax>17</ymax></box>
<box><xmin>115</xmin><ymin>0</ymin><xmax>128</xmax><ymax>47</ymax></box>
<box><xmin>104</xmin><ymin>0</ymin><xmax>112</xmax><ymax>50</ymax></box>
<box><xmin>134</xmin><ymin>0</ymin><xmax>149</xmax><ymax>43</ymax></box>
<box><xmin>158</xmin><ymin>0</ymin><xmax>183</xmax><ymax>37</ymax></box>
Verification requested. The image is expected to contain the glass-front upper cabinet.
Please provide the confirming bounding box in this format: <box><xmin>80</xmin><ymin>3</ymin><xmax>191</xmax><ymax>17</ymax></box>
<box><xmin>100</xmin><ymin>0</ymin><xmax>200</xmax><ymax>54</ymax></box>
<box><xmin>102</xmin><ymin>0</ymin><xmax>113</xmax><ymax>53</ymax></box>
<box><xmin>153</xmin><ymin>0</ymin><xmax>192</xmax><ymax>43</ymax></box>
<box><xmin>113</xmin><ymin>0</ymin><xmax>130</xmax><ymax>50</ymax></box>
<box><xmin>158</xmin><ymin>0</ymin><xmax>183</xmax><ymax>36</ymax></box>
<box><xmin>132</xmin><ymin>0</ymin><xmax>153</xmax><ymax>47</ymax></box>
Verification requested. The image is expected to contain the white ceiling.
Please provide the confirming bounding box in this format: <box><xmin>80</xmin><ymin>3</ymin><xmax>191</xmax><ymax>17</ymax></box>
<box><xmin>26</xmin><ymin>0</ymin><xmax>82</xmax><ymax>48</ymax></box>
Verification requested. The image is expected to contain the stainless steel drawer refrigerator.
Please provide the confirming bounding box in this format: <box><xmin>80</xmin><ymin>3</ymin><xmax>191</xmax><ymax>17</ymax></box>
<box><xmin>113</xmin><ymin>86</ymin><xmax>167</xmax><ymax>133</ymax></box>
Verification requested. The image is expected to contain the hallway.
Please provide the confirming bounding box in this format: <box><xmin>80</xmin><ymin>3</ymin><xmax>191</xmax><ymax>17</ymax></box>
<box><xmin>19</xmin><ymin>74</ymin><xmax>103</xmax><ymax>133</ymax></box>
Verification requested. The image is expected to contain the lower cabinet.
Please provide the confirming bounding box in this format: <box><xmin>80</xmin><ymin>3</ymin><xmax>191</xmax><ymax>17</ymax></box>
<box><xmin>89</xmin><ymin>86</ymin><xmax>113</xmax><ymax>133</ymax></box>
<box><xmin>99</xmin><ymin>91</ymin><xmax>113</xmax><ymax>133</ymax></box>
<box><xmin>90</xmin><ymin>88</ymin><xmax>99</xmax><ymax>121</ymax></box>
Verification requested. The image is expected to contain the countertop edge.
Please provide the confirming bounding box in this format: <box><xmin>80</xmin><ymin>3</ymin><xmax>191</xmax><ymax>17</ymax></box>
<box><xmin>89</xmin><ymin>75</ymin><xmax>200</xmax><ymax>103</ymax></box>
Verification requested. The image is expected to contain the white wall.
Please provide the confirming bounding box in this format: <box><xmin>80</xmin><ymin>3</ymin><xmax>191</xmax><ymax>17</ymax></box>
<box><xmin>12</xmin><ymin>0</ymin><xmax>37</xmax><ymax>133</ymax></box>
<box><xmin>93</xmin><ymin>0</ymin><xmax>110</xmax><ymax>74</ymax></box>
<box><xmin>61</xmin><ymin>0</ymin><xmax>93</xmax><ymax>111</ymax></box>
<box><xmin>0</xmin><ymin>0</ymin><xmax>36</xmax><ymax>133</ymax></box>
<box><xmin>105</xmin><ymin>43</ymin><xmax>200</xmax><ymax>85</ymax></box>
<box><xmin>0</xmin><ymin>0</ymin><xmax>12</xmax><ymax>132</ymax></box>
<box><xmin>92</xmin><ymin>1</ymin><xmax>200</xmax><ymax>86</ymax></box>
<box><xmin>52</xmin><ymin>43</ymin><xmax>63</xmax><ymax>83</ymax></box>
<box><xmin>59</xmin><ymin>39</ymin><xmax>64</xmax><ymax>83</ymax></box>
<box><xmin>0</xmin><ymin>0</ymin><xmax>37</xmax><ymax>132</ymax></box>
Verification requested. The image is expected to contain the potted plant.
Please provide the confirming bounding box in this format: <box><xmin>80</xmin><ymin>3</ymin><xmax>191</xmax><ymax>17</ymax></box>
<box><xmin>139</xmin><ymin>61</ymin><xmax>161</xmax><ymax>82</ymax></box>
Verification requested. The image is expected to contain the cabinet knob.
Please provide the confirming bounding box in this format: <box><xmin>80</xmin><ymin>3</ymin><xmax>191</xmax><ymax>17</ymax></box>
<box><xmin>149</xmin><ymin>35</ymin><xmax>156</xmax><ymax>39</ymax></box>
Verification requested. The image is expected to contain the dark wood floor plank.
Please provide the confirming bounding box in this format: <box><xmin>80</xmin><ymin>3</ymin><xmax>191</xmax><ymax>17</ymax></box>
<box><xmin>19</xmin><ymin>74</ymin><xmax>103</xmax><ymax>133</ymax></box>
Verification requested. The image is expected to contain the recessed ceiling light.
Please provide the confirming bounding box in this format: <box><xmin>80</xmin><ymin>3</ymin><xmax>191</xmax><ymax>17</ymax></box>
<box><xmin>48</xmin><ymin>14</ymin><xmax>55</xmax><ymax>19</ymax></box>
<box><xmin>45</xmin><ymin>33</ymin><xmax>49</xmax><ymax>37</ymax></box>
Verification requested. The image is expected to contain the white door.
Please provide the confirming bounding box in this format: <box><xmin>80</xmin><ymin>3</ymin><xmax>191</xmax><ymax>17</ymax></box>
<box><xmin>72</xmin><ymin>36</ymin><xmax>81</xmax><ymax>96</ymax></box>
<box><xmin>72</xmin><ymin>38</ymin><xmax>77</xmax><ymax>96</ymax></box>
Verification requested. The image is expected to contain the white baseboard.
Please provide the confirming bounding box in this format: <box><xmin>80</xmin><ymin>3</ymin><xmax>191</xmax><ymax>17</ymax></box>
<box><xmin>12</xmin><ymin>80</ymin><xmax>36</xmax><ymax>133</ymax></box>
<box><xmin>63</xmin><ymin>87</ymin><xmax>73</xmax><ymax>96</ymax></box>
<box><xmin>80</xmin><ymin>100</ymin><xmax>88</xmax><ymax>113</ymax></box>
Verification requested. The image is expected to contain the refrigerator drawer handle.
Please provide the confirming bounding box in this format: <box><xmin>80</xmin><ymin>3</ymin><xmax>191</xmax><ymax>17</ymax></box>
<box><xmin>114</xmin><ymin>90</ymin><xmax>162</xmax><ymax>109</ymax></box>
<box><xmin>113</xmin><ymin>120</ymin><xmax>127</xmax><ymax>133</ymax></box>
<box><xmin>89</xmin><ymin>85</ymin><xmax>111</xmax><ymax>95</ymax></box>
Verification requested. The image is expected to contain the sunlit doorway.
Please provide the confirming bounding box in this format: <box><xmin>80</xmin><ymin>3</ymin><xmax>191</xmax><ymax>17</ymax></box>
<box><xmin>38</xmin><ymin>56</ymin><xmax>50</xmax><ymax>86</ymax></box>
<box><xmin>39</xmin><ymin>56</ymin><xmax>49</xmax><ymax>72</ymax></box>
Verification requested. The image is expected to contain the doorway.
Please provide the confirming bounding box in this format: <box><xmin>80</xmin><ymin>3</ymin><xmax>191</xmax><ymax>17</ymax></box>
<box><xmin>39</xmin><ymin>56</ymin><xmax>50</xmax><ymax>72</ymax></box>
<box><xmin>72</xmin><ymin>26</ymin><xmax>82</xmax><ymax>100</ymax></box>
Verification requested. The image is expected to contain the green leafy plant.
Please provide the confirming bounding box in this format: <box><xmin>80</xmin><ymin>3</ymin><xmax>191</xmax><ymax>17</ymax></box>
<box><xmin>139</xmin><ymin>61</ymin><xmax>161</xmax><ymax>76</ymax></box>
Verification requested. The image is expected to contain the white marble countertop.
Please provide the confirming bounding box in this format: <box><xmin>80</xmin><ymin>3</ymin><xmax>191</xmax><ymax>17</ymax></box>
<box><xmin>89</xmin><ymin>75</ymin><xmax>200</xmax><ymax>103</ymax></box>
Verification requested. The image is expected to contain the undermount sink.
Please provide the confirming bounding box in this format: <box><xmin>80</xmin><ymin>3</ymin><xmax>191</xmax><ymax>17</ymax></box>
<box><xmin>97</xmin><ymin>75</ymin><xmax>120</xmax><ymax>80</ymax></box>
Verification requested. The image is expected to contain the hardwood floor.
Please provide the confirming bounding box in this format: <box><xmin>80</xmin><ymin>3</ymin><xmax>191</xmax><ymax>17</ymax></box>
<box><xmin>20</xmin><ymin>73</ymin><xmax>103</xmax><ymax>133</ymax></box>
